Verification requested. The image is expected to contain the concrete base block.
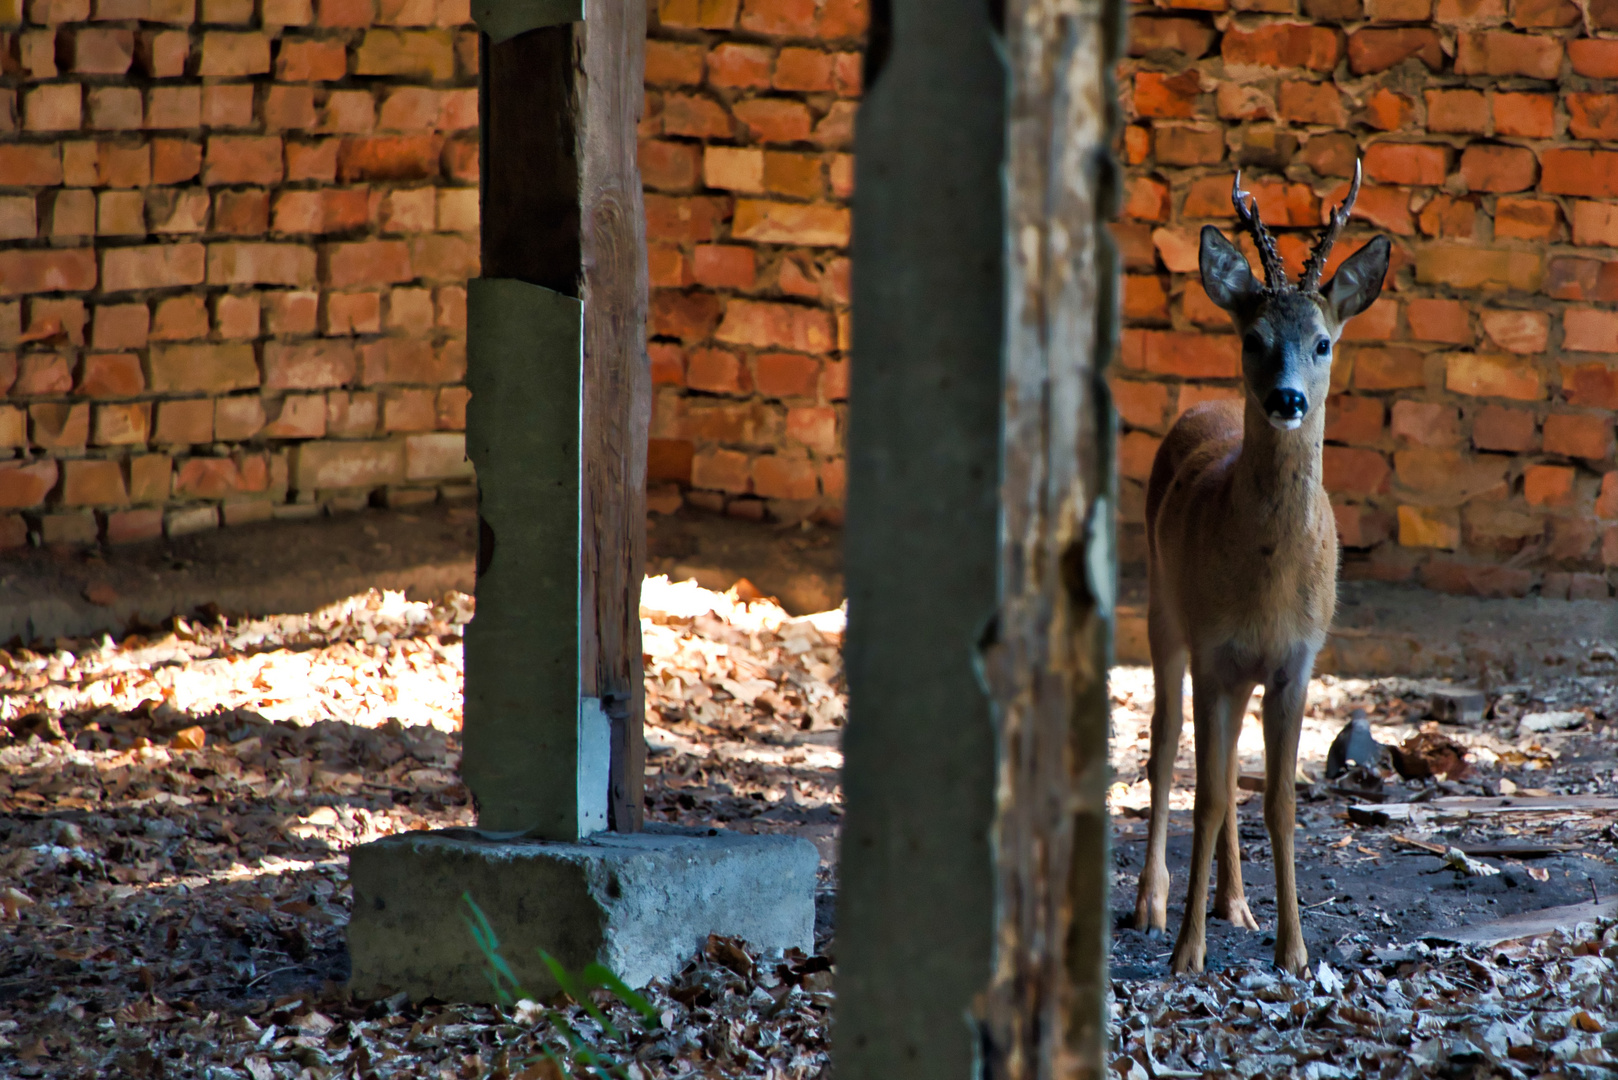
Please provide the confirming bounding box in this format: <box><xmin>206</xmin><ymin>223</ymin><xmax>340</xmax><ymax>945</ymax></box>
<box><xmin>347</xmin><ymin>825</ymin><xmax>818</xmax><ymax>1002</ymax></box>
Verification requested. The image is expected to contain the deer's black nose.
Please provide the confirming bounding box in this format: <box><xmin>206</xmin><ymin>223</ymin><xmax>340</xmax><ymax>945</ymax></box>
<box><xmin>1265</xmin><ymin>388</ymin><xmax>1308</xmax><ymax>420</ymax></box>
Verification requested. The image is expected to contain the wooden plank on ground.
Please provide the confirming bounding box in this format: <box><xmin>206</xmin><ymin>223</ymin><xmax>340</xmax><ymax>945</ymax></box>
<box><xmin>1350</xmin><ymin>794</ymin><xmax>1618</xmax><ymax>826</ymax></box>
<box><xmin>1425</xmin><ymin>897</ymin><xmax>1618</xmax><ymax>946</ymax></box>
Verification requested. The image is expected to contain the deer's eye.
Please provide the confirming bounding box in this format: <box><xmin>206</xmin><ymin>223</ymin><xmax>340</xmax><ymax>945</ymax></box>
<box><xmin>1244</xmin><ymin>332</ymin><xmax>1264</xmax><ymax>354</ymax></box>
<box><xmin>1314</xmin><ymin>337</ymin><xmax>1331</xmax><ymax>357</ymax></box>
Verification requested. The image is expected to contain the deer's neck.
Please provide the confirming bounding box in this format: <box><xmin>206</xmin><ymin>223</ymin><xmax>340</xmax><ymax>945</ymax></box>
<box><xmin>1234</xmin><ymin>395</ymin><xmax>1326</xmax><ymax>529</ymax></box>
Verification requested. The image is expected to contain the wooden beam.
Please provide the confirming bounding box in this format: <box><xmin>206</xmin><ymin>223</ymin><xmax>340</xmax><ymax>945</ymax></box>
<box><xmin>976</xmin><ymin>1</ymin><xmax>1124</xmax><ymax>1077</ymax></box>
<box><xmin>834</xmin><ymin>2</ymin><xmax>1005</xmax><ymax>1077</ymax></box>
<box><xmin>462</xmin><ymin>7</ymin><xmax>648</xmax><ymax>838</ymax></box>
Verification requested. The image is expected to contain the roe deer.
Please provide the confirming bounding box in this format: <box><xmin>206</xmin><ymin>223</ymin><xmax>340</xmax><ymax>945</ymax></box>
<box><xmin>1132</xmin><ymin>165</ymin><xmax>1390</xmax><ymax>974</ymax></box>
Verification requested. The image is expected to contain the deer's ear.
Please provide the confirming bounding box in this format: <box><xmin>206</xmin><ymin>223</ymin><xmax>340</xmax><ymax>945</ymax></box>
<box><xmin>1322</xmin><ymin>235</ymin><xmax>1391</xmax><ymax>324</ymax></box>
<box><xmin>1199</xmin><ymin>226</ymin><xmax>1260</xmax><ymax>312</ymax></box>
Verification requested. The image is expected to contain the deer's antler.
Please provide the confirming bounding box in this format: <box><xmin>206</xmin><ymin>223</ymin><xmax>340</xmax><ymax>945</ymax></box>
<box><xmin>1300</xmin><ymin>159</ymin><xmax>1362</xmax><ymax>294</ymax></box>
<box><xmin>1231</xmin><ymin>171</ymin><xmax>1288</xmax><ymax>290</ymax></box>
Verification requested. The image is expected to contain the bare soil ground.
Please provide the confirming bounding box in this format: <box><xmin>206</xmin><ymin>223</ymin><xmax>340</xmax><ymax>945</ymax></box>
<box><xmin>0</xmin><ymin>577</ymin><xmax>1613</xmax><ymax>1078</ymax></box>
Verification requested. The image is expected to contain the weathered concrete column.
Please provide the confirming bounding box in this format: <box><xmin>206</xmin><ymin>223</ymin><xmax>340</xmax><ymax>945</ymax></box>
<box><xmin>834</xmin><ymin>2</ymin><xmax>1006</xmax><ymax>1077</ymax></box>
<box><xmin>347</xmin><ymin>2</ymin><xmax>817</xmax><ymax>1002</ymax></box>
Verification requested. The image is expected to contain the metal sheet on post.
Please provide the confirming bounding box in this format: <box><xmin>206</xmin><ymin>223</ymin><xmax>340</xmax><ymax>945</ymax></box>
<box><xmin>462</xmin><ymin>276</ymin><xmax>596</xmax><ymax>840</ymax></box>
<box><xmin>834</xmin><ymin>1</ymin><xmax>1006</xmax><ymax>1077</ymax></box>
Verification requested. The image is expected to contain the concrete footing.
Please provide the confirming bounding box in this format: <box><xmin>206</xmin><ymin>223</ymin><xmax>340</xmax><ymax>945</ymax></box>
<box><xmin>347</xmin><ymin>825</ymin><xmax>819</xmax><ymax>1002</ymax></box>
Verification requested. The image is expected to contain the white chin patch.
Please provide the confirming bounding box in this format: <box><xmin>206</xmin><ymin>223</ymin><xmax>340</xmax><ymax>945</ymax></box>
<box><xmin>1267</xmin><ymin>414</ymin><xmax>1304</xmax><ymax>432</ymax></box>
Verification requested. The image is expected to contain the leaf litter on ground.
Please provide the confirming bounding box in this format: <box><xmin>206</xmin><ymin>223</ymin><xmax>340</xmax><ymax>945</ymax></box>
<box><xmin>0</xmin><ymin>575</ymin><xmax>1613</xmax><ymax>1077</ymax></box>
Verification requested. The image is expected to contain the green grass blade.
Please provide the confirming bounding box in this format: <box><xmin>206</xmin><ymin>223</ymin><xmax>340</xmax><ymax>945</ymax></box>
<box><xmin>539</xmin><ymin>950</ymin><xmax>622</xmax><ymax>1040</ymax></box>
<box><xmin>580</xmin><ymin>964</ymin><xmax>660</xmax><ymax>1028</ymax></box>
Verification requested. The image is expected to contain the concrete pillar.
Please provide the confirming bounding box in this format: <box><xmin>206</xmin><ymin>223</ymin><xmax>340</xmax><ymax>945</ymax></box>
<box><xmin>347</xmin><ymin>4</ymin><xmax>817</xmax><ymax>1002</ymax></box>
<box><xmin>833</xmin><ymin>2</ymin><xmax>1006</xmax><ymax>1077</ymax></box>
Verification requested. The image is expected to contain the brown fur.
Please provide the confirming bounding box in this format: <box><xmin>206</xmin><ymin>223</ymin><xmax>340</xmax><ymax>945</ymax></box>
<box><xmin>1133</xmin><ymin>222</ymin><xmax>1389</xmax><ymax>975</ymax></box>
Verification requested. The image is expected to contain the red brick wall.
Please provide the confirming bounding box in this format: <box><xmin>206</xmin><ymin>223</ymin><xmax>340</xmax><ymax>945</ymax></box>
<box><xmin>1117</xmin><ymin>0</ymin><xmax>1617</xmax><ymax>599</ymax></box>
<box><xmin>0</xmin><ymin>0</ymin><xmax>477</xmax><ymax>547</ymax></box>
<box><xmin>642</xmin><ymin>0</ymin><xmax>863</xmax><ymax>525</ymax></box>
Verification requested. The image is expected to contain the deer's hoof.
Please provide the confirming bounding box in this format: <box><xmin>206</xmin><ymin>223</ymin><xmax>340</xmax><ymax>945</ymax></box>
<box><xmin>1214</xmin><ymin>896</ymin><xmax>1260</xmax><ymax>931</ymax></box>
<box><xmin>1274</xmin><ymin>940</ymin><xmax>1309</xmax><ymax>976</ymax></box>
<box><xmin>1169</xmin><ymin>935</ymin><xmax>1205</xmax><ymax>974</ymax></box>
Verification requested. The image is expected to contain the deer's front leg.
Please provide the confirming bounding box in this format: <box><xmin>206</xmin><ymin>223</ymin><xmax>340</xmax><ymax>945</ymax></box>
<box><xmin>1170</xmin><ymin>672</ymin><xmax>1241</xmax><ymax>974</ymax></box>
<box><xmin>1214</xmin><ymin>682</ymin><xmax>1258</xmax><ymax>930</ymax></box>
<box><xmin>1135</xmin><ymin>603</ymin><xmax>1186</xmax><ymax>933</ymax></box>
<box><xmin>1262</xmin><ymin>648</ymin><xmax>1315</xmax><ymax>975</ymax></box>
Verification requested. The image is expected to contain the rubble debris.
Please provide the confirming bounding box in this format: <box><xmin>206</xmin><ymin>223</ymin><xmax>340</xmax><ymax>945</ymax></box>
<box><xmin>1521</xmin><ymin>709</ymin><xmax>1586</xmax><ymax>734</ymax></box>
<box><xmin>1442</xmin><ymin>847</ymin><xmax>1501</xmax><ymax>877</ymax></box>
<box><xmin>1390</xmin><ymin>728</ymin><xmax>1471</xmax><ymax>781</ymax></box>
<box><xmin>1428</xmin><ymin>686</ymin><xmax>1487</xmax><ymax>725</ymax></box>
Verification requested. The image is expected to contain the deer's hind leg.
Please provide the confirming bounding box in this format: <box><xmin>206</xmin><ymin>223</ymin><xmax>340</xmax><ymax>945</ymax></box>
<box><xmin>1133</xmin><ymin>592</ymin><xmax>1186</xmax><ymax>933</ymax></box>
<box><xmin>1213</xmin><ymin>681</ymin><xmax>1259</xmax><ymax>930</ymax></box>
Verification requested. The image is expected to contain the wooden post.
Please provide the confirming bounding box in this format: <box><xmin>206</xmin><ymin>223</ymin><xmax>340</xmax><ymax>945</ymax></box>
<box><xmin>834</xmin><ymin>2</ymin><xmax>1005</xmax><ymax>1077</ymax></box>
<box><xmin>977</xmin><ymin>1</ymin><xmax>1124</xmax><ymax>1077</ymax></box>
<box><xmin>461</xmin><ymin>3</ymin><xmax>648</xmax><ymax>838</ymax></box>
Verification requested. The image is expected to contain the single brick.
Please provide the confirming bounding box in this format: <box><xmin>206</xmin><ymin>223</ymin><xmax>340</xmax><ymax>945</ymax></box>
<box><xmin>1323</xmin><ymin>446</ymin><xmax>1392</xmax><ymax>494</ymax></box>
<box><xmin>325</xmin><ymin>389</ymin><xmax>377</xmax><ymax>436</ymax></box>
<box><xmin>646</xmin><ymin>40</ymin><xmax>706</xmax><ymax>86</ymax></box>
<box><xmin>0</xmin><ymin>145</ymin><xmax>64</xmax><ymax>187</ymax></box>
<box><xmin>1364</xmin><ymin>142</ymin><xmax>1447</xmax><ymax>186</ymax></box>
<box><xmin>198</xmin><ymin>31</ymin><xmax>270</xmax><ymax>76</ymax></box>
<box><xmin>1472</xmin><ymin>404</ymin><xmax>1538</xmax><ymax>451</ymax></box>
<box><xmin>207</xmin><ymin>242</ymin><xmax>317</xmax><ymax>287</ymax></box>
<box><xmin>715</xmin><ymin>299</ymin><xmax>833</xmax><ymax>352</ymax></box>
<box><xmin>1495</xmin><ymin>196</ymin><xmax>1559</xmax><ymax>240</ymax></box>
<box><xmin>96</xmin><ymin>190</ymin><xmax>145</xmax><ymax>235</ymax></box>
<box><xmin>338</xmin><ymin>135</ymin><xmax>440</xmax><ymax>181</ymax></box>
<box><xmin>693</xmin><ymin>245</ymin><xmax>755</xmax><ymax>290</ymax></box>
<box><xmin>404</xmin><ymin>431</ymin><xmax>470</xmax><ymax>479</ymax></box>
<box><xmin>90</xmin><ymin>305</ymin><xmax>149</xmax><ymax>352</ymax></box>
<box><xmin>1480</xmin><ymin>309</ymin><xmax>1548</xmax><ymax>354</ymax></box>
<box><xmin>1569</xmin><ymin>37</ymin><xmax>1618</xmax><ymax>77</ymax></box>
<box><xmin>324</xmin><ymin>291</ymin><xmax>381</xmax><ymax>335</ymax></box>
<box><xmin>658</xmin><ymin>0</ymin><xmax>739</xmax><ymax>29</ymax></box>
<box><xmin>91</xmin><ymin>402</ymin><xmax>149</xmax><ymax>446</ymax></box>
<box><xmin>15</xmin><ymin>355</ymin><xmax>74</xmax><ymax>396</ymax></box>
<box><xmin>436</xmin><ymin>187</ymin><xmax>477</xmax><ymax>232</ymax></box>
<box><xmin>1562</xmin><ymin>362</ymin><xmax>1618</xmax><ymax>409</ymax></box>
<box><xmin>1544</xmin><ymin>412</ymin><xmax>1614</xmax><ymax>459</ymax></box>
<box><xmin>1460</xmin><ymin>145</ymin><xmax>1537</xmax><ymax>193</ymax></box>
<box><xmin>1279</xmin><ymin>80</ymin><xmax>1344</xmax><ymax>125</ymax></box>
<box><xmin>146</xmin><ymin>85</ymin><xmax>202</xmax><ymax>129</ymax></box>
<box><xmin>1397</xmin><ymin>505</ymin><xmax>1460</xmax><ymax>549</ymax></box>
<box><xmin>291</xmin><ymin>438</ymin><xmax>406</xmax><ymax>489</ymax></box>
<box><xmin>1424</xmin><ymin>88</ymin><xmax>1486</xmax><ymax>133</ymax></box>
<box><xmin>1493</xmin><ymin>92</ymin><xmax>1555</xmax><ymax>137</ymax></box>
<box><xmin>23</xmin><ymin>85</ymin><xmax>81</xmax><ymax>132</ymax></box>
<box><xmin>381</xmin><ymin>387</ymin><xmax>434</xmax><ymax>432</ymax></box>
<box><xmin>1222</xmin><ymin>23</ymin><xmax>1341</xmax><ymax>69</ymax></box>
<box><xmin>1523</xmin><ymin>463</ymin><xmax>1575</xmax><ymax>507</ymax></box>
<box><xmin>1415</xmin><ymin>245</ymin><xmax>1542</xmax><ymax>291</ymax></box>
<box><xmin>1347</xmin><ymin>26</ymin><xmax>1443</xmax><ymax>72</ymax></box>
<box><xmin>214</xmin><ymin>394</ymin><xmax>266</xmax><ymax>440</ymax></box>
<box><xmin>203</xmin><ymin>84</ymin><xmax>255</xmax><ymax>128</ymax></box>
<box><xmin>731</xmin><ymin>200</ymin><xmax>849</xmax><ymax>247</ymax></box>
<box><xmin>385</xmin><ymin>287</ymin><xmax>433</xmax><ymax>334</ymax></box>
<box><xmin>733</xmin><ymin>98</ymin><xmax>813</xmax><ymax>143</ymax></box>
<box><xmin>214</xmin><ymin>293</ymin><xmax>259</xmax><ymax>339</ymax></box>
<box><xmin>72</xmin><ymin>26</ymin><xmax>134</xmax><ymax>73</ymax></box>
<box><xmin>149</xmin><ymin>344</ymin><xmax>258</xmax><ymax>393</ymax></box>
<box><xmin>1445</xmin><ymin>352</ymin><xmax>1543</xmax><ymax>400</ymax></box>
<box><xmin>641</xmin><ymin>139</ymin><xmax>702</xmax><ymax>192</ymax></box>
<box><xmin>353</xmin><ymin>29</ymin><xmax>455</xmax><ymax>81</ymax></box>
<box><xmin>1563</xmin><ymin>307</ymin><xmax>1618</xmax><ymax>352</ymax></box>
<box><xmin>1154</xmin><ymin>124</ymin><xmax>1225</xmax><ymax>166</ymax></box>
<box><xmin>381</xmin><ymin>188</ymin><xmax>434</xmax><ymax>233</ymax></box>
<box><xmin>277</xmin><ymin>38</ymin><xmax>348</xmax><ymax>81</ymax></box>
<box><xmin>752</xmin><ymin>454</ymin><xmax>817</xmax><ymax>500</ymax></box>
<box><xmin>264</xmin><ymin>393</ymin><xmax>328</xmax><ymax>437</ymax></box>
<box><xmin>1454</xmin><ymin>30</ymin><xmax>1563</xmax><ymax>78</ymax></box>
<box><xmin>30</xmin><ymin>401</ymin><xmax>90</xmax><ymax>449</ymax></box>
<box><xmin>152</xmin><ymin>138</ymin><xmax>202</xmax><ymax>184</ymax></box>
<box><xmin>265</xmin><ymin>85</ymin><xmax>318</xmax><ymax>130</ymax></box>
<box><xmin>101</xmin><ymin>243</ymin><xmax>205</xmax><ymax>293</ymax></box>
<box><xmin>151</xmin><ymin>293</ymin><xmax>209</xmax><ymax>339</ymax></box>
<box><xmin>707</xmin><ymin>42</ymin><xmax>771</xmax><ymax>88</ymax></box>
<box><xmin>266</xmin><ymin>290</ymin><xmax>319</xmax><ymax>334</ymax></box>
<box><xmin>0</xmin><ymin>460</ymin><xmax>58</xmax><ymax>509</ymax></box>
<box><xmin>773</xmin><ymin>46</ymin><xmax>833</xmax><ymax>92</ymax></box>
<box><xmin>263</xmin><ymin>339</ymin><xmax>356</xmax><ymax>389</ymax></box>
